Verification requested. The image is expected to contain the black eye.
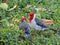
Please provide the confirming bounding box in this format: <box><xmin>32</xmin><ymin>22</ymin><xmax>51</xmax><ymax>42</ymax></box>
<box><xmin>30</xmin><ymin>15</ymin><xmax>32</xmax><ymax>16</ymax></box>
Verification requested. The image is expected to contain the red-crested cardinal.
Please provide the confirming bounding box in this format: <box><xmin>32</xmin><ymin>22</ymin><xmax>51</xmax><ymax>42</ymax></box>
<box><xmin>28</xmin><ymin>12</ymin><xmax>57</xmax><ymax>32</ymax></box>
<box><xmin>19</xmin><ymin>16</ymin><xmax>32</xmax><ymax>39</ymax></box>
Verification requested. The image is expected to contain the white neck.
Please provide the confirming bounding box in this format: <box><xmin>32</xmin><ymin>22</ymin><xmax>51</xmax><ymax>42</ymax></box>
<box><xmin>33</xmin><ymin>14</ymin><xmax>36</xmax><ymax>20</ymax></box>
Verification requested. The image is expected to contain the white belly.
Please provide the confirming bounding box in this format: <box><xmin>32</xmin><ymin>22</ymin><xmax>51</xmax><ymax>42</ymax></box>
<box><xmin>29</xmin><ymin>19</ymin><xmax>44</xmax><ymax>31</ymax></box>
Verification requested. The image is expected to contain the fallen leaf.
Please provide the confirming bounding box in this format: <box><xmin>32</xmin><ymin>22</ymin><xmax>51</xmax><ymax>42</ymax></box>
<box><xmin>0</xmin><ymin>3</ymin><xmax>8</xmax><ymax>10</ymax></box>
<box><xmin>12</xmin><ymin>18</ymin><xmax>20</xmax><ymax>23</ymax></box>
<box><xmin>8</xmin><ymin>5</ymin><xmax>17</xmax><ymax>11</ymax></box>
<box><xmin>10</xmin><ymin>24</ymin><xmax>15</xmax><ymax>29</ymax></box>
<box><xmin>35</xmin><ymin>8</ymin><xmax>46</xmax><ymax>11</ymax></box>
<box><xmin>25</xmin><ymin>5</ymin><xmax>32</xmax><ymax>8</ymax></box>
<box><xmin>32</xmin><ymin>34</ymin><xmax>36</xmax><ymax>38</ymax></box>
<box><xmin>42</xmin><ymin>19</ymin><xmax>54</xmax><ymax>24</ymax></box>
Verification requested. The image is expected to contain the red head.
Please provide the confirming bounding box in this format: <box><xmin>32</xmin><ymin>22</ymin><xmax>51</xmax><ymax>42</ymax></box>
<box><xmin>21</xmin><ymin>17</ymin><xmax>26</xmax><ymax>22</ymax></box>
<box><xmin>29</xmin><ymin>12</ymin><xmax>35</xmax><ymax>22</ymax></box>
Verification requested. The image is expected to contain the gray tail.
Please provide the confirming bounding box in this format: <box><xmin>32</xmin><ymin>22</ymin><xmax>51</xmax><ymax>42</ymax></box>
<box><xmin>49</xmin><ymin>28</ymin><xmax>57</xmax><ymax>33</ymax></box>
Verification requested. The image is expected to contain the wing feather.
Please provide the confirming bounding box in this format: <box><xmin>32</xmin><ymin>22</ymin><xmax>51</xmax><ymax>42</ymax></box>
<box><xmin>35</xmin><ymin>18</ymin><xmax>48</xmax><ymax>28</ymax></box>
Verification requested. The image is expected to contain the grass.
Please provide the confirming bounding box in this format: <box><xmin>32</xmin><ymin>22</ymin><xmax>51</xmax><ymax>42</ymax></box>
<box><xmin>0</xmin><ymin>0</ymin><xmax>60</xmax><ymax>45</ymax></box>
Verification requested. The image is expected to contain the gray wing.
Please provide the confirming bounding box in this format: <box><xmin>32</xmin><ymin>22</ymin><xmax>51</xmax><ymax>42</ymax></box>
<box><xmin>19</xmin><ymin>21</ymin><xmax>32</xmax><ymax>39</ymax></box>
<box><xmin>19</xmin><ymin>21</ymin><xmax>30</xmax><ymax>34</ymax></box>
<box><xmin>35</xmin><ymin>18</ymin><xmax>48</xmax><ymax>28</ymax></box>
<box><xmin>35</xmin><ymin>18</ymin><xmax>57</xmax><ymax>33</ymax></box>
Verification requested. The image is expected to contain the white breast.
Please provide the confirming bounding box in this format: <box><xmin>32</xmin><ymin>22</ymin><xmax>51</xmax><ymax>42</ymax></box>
<box><xmin>28</xmin><ymin>14</ymin><xmax>45</xmax><ymax>31</ymax></box>
<box><xmin>29</xmin><ymin>19</ymin><xmax>45</xmax><ymax>31</ymax></box>
<box><xmin>30</xmin><ymin>19</ymin><xmax>36</xmax><ymax>28</ymax></box>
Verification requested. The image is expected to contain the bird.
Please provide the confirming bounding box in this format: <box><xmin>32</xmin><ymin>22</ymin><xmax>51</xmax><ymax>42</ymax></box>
<box><xmin>28</xmin><ymin>12</ymin><xmax>57</xmax><ymax>33</ymax></box>
<box><xmin>19</xmin><ymin>16</ymin><xmax>32</xmax><ymax>39</ymax></box>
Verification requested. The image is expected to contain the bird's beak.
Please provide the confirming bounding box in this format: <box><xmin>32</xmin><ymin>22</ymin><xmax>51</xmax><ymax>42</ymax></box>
<box><xmin>27</xmin><ymin>13</ymin><xmax>30</xmax><ymax>19</ymax></box>
<box><xmin>27</xmin><ymin>14</ymin><xmax>30</xmax><ymax>23</ymax></box>
<box><xmin>28</xmin><ymin>15</ymin><xmax>30</xmax><ymax>19</ymax></box>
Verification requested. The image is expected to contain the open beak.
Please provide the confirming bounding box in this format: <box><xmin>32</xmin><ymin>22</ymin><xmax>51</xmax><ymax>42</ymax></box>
<box><xmin>28</xmin><ymin>15</ymin><xmax>30</xmax><ymax>19</ymax></box>
<box><xmin>27</xmin><ymin>13</ymin><xmax>30</xmax><ymax>19</ymax></box>
<box><xmin>27</xmin><ymin>14</ymin><xmax>30</xmax><ymax>23</ymax></box>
